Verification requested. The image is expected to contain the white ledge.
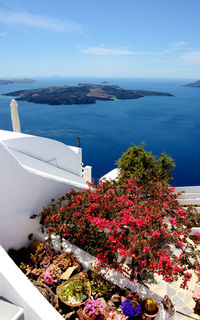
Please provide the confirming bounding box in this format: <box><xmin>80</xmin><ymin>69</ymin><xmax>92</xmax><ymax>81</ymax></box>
<box><xmin>0</xmin><ymin>245</ymin><xmax>63</xmax><ymax>320</ymax></box>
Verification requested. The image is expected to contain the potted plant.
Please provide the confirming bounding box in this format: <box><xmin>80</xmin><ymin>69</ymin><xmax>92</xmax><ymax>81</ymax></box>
<box><xmin>143</xmin><ymin>297</ymin><xmax>159</xmax><ymax>318</ymax></box>
<box><xmin>57</xmin><ymin>273</ymin><xmax>91</xmax><ymax>307</ymax></box>
<box><xmin>29</xmin><ymin>241</ymin><xmax>46</xmax><ymax>266</ymax></box>
<box><xmin>83</xmin><ymin>299</ymin><xmax>103</xmax><ymax>320</ymax></box>
<box><xmin>107</xmin><ymin>309</ymin><xmax>128</xmax><ymax>320</ymax></box>
<box><xmin>39</xmin><ymin>265</ymin><xmax>62</xmax><ymax>286</ymax></box>
<box><xmin>193</xmin><ymin>287</ymin><xmax>200</xmax><ymax>315</ymax></box>
<box><xmin>194</xmin><ymin>299</ymin><xmax>200</xmax><ymax>315</ymax></box>
<box><xmin>121</xmin><ymin>298</ymin><xmax>142</xmax><ymax>318</ymax></box>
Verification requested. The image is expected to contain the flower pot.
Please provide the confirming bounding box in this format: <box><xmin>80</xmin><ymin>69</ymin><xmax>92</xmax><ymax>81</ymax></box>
<box><xmin>83</xmin><ymin>309</ymin><xmax>96</xmax><ymax>320</ymax></box>
<box><xmin>194</xmin><ymin>301</ymin><xmax>200</xmax><ymax>315</ymax></box>
<box><xmin>37</xmin><ymin>264</ymin><xmax>62</xmax><ymax>286</ymax></box>
<box><xmin>56</xmin><ymin>272</ymin><xmax>91</xmax><ymax>307</ymax></box>
<box><xmin>143</xmin><ymin>297</ymin><xmax>159</xmax><ymax>319</ymax></box>
<box><xmin>143</xmin><ymin>306</ymin><xmax>159</xmax><ymax>319</ymax></box>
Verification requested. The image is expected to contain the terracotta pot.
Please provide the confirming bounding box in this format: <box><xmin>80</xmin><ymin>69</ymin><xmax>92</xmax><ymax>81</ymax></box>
<box><xmin>143</xmin><ymin>305</ymin><xmax>159</xmax><ymax>319</ymax></box>
<box><xmin>56</xmin><ymin>272</ymin><xmax>91</xmax><ymax>307</ymax></box>
<box><xmin>194</xmin><ymin>300</ymin><xmax>200</xmax><ymax>315</ymax></box>
<box><xmin>83</xmin><ymin>309</ymin><xmax>96</xmax><ymax>320</ymax></box>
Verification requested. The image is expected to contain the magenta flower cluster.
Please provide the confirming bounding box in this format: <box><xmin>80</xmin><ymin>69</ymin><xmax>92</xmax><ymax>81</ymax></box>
<box><xmin>84</xmin><ymin>299</ymin><xmax>103</xmax><ymax>317</ymax></box>
<box><xmin>41</xmin><ymin>265</ymin><xmax>61</xmax><ymax>286</ymax></box>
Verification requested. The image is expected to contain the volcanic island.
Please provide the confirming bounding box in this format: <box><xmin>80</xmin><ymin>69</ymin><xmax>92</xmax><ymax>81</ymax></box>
<box><xmin>3</xmin><ymin>84</ymin><xmax>173</xmax><ymax>105</ymax></box>
<box><xmin>184</xmin><ymin>80</ymin><xmax>200</xmax><ymax>88</ymax></box>
<box><xmin>0</xmin><ymin>79</ymin><xmax>35</xmax><ymax>85</ymax></box>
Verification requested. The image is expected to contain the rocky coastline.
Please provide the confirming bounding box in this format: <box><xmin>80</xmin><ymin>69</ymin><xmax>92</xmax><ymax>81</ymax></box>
<box><xmin>3</xmin><ymin>83</ymin><xmax>173</xmax><ymax>105</ymax></box>
<box><xmin>0</xmin><ymin>79</ymin><xmax>35</xmax><ymax>85</ymax></box>
<box><xmin>184</xmin><ymin>80</ymin><xmax>200</xmax><ymax>87</ymax></box>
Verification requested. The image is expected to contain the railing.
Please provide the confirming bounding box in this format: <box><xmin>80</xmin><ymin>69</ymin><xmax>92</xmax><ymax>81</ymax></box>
<box><xmin>176</xmin><ymin>186</ymin><xmax>200</xmax><ymax>235</ymax></box>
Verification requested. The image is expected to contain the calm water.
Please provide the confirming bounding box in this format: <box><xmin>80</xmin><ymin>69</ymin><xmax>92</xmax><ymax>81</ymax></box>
<box><xmin>0</xmin><ymin>77</ymin><xmax>199</xmax><ymax>186</ymax></box>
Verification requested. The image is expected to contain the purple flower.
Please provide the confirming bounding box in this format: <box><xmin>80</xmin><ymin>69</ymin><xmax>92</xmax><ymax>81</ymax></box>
<box><xmin>121</xmin><ymin>298</ymin><xmax>142</xmax><ymax>317</ymax></box>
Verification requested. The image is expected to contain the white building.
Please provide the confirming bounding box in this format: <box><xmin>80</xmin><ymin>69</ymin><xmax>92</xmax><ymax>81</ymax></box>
<box><xmin>0</xmin><ymin>129</ymin><xmax>91</xmax><ymax>319</ymax></box>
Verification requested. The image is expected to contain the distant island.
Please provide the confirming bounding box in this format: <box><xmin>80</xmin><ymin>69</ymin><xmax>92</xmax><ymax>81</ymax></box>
<box><xmin>0</xmin><ymin>79</ymin><xmax>35</xmax><ymax>85</ymax></box>
<box><xmin>3</xmin><ymin>84</ymin><xmax>173</xmax><ymax>105</ymax></box>
<box><xmin>184</xmin><ymin>80</ymin><xmax>200</xmax><ymax>88</ymax></box>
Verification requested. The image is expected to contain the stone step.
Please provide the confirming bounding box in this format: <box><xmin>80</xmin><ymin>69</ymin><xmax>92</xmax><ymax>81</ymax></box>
<box><xmin>175</xmin><ymin>186</ymin><xmax>200</xmax><ymax>193</ymax></box>
<box><xmin>178</xmin><ymin>199</ymin><xmax>200</xmax><ymax>205</ymax></box>
<box><xmin>178</xmin><ymin>193</ymin><xmax>200</xmax><ymax>199</ymax></box>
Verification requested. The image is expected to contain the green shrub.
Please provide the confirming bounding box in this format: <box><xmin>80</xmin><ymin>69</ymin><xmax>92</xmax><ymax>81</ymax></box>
<box><xmin>116</xmin><ymin>142</ymin><xmax>175</xmax><ymax>183</ymax></box>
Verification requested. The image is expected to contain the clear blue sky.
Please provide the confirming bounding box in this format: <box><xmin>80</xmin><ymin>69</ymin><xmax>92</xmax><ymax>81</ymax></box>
<box><xmin>0</xmin><ymin>0</ymin><xmax>200</xmax><ymax>79</ymax></box>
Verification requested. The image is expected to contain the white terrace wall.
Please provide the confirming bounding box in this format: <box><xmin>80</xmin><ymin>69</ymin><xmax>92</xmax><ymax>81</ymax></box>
<box><xmin>0</xmin><ymin>130</ymin><xmax>82</xmax><ymax>176</ymax></box>
<box><xmin>0</xmin><ymin>141</ymin><xmax>87</xmax><ymax>251</ymax></box>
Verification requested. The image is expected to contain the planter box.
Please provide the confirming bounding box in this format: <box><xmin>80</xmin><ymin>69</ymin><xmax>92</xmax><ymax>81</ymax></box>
<box><xmin>36</xmin><ymin>232</ymin><xmax>175</xmax><ymax>320</ymax></box>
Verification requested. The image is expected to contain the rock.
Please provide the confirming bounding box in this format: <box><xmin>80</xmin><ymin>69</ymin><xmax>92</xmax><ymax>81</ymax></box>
<box><xmin>65</xmin><ymin>310</ymin><xmax>75</xmax><ymax>319</ymax></box>
<box><xmin>162</xmin><ymin>295</ymin><xmax>175</xmax><ymax>315</ymax></box>
<box><xmin>82</xmin><ymin>295</ymin><xmax>88</xmax><ymax>302</ymax></box>
<box><xmin>123</xmin><ymin>287</ymin><xmax>131</xmax><ymax>297</ymax></box>
<box><xmin>107</xmin><ymin>300</ymin><xmax>115</xmax><ymax>307</ymax></box>
<box><xmin>111</xmin><ymin>294</ymin><xmax>121</xmax><ymax>303</ymax></box>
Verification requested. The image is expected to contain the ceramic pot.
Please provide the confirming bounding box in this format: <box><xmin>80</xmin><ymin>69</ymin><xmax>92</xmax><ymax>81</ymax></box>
<box><xmin>83</xmin><ymin>309</ymin><xmax>96</xmax><ymax>320</ymax></box>
<box><xmin>143</xmin><ymin>306</ymin><xmax>159</xmax><ymax>319</ymax></box>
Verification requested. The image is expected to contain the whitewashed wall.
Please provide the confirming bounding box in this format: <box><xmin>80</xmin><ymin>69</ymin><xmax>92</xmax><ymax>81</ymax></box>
<box><xmin>0</xmin><ymin>130</ymin><xmax>82</xmax><ymax>176</ymax></box>
<box><xmin>0</xmin><ymin>139</ymin><xmax>87</xmax><ymax>251</ymax></box>
<box><xmin>0</xmin><ymin>245</ymin><xmax>63</xmax><ymax>320</ymax></box>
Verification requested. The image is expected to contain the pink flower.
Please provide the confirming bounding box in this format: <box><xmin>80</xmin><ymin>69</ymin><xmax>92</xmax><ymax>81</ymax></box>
<box><xmin>84</xmin><ymin>299</ymin><xmax>103</xmax><ymax>316</ymax></box>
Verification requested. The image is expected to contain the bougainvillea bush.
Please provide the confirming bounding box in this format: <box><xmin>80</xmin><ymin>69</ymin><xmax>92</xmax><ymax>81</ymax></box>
<box><xmin>37</xmin><ymin>176</ymin><xmax>200</xmax><ymax>289</ymax></box>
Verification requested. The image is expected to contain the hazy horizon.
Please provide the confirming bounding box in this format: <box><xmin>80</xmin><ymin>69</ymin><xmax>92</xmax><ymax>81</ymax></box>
<box><xmin>0</xmin><ymin>76</ymin><xmax>198</xmax><ymax>81</ymax></box>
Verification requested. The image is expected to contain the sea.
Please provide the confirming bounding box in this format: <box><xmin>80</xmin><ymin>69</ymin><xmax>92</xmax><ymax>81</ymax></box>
<box><xmin>0</xmin><ymin>77</ymin><xmax>199</xmax><ymax>187</ymax></box>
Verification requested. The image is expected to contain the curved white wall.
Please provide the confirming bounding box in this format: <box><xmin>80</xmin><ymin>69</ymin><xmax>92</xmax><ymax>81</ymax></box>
<box><xmin>0</xmin><ymin>130</ymin><xmax>82</xmax><ymax>176</ymax></box>
<box><xmin>0</xmin><ymin>140</ymin><xmax>87</xmax><ymax>251</ymax></box>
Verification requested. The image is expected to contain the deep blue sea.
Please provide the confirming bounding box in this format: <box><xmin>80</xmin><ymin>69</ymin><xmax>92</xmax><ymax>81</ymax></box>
<box><xmin>0</xmin><ymin>77</ymin><xmax>200</xmax><ymax>186</ymax></box>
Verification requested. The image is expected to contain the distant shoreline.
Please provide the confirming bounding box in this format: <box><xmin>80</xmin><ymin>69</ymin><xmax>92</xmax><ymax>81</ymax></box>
<box><xmin>0</xmin><ymin>79</ymin><xmax>35</xmax><ymax>85</ymax></box>
<box><xmin>3</xmin><ymin>83</ymin><xmax>173</xmax><ymax>106</ymax></box>
<box><xmin>184</xmin><ymin>80</ymin><xmax>200</xmax><ymax>88</ymax></box>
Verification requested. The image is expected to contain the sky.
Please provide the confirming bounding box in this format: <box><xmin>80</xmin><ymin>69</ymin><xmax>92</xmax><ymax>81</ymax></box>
<box><xmin>0</xmin><ymin>0</ymin><xmax>200</xmax><ymax>79</ymax></box>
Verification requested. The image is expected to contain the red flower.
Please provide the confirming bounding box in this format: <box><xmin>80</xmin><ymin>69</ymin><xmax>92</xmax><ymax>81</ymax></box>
<box><xmin>38</xmin><ymin>176</ymin><xmax>200</xmax><ymax>288</ymax></box>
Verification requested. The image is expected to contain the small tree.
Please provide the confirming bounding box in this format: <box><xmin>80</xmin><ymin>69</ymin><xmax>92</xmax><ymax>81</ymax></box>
<box><xmin>116</xmin><ymin>142</ymin><xmax>175</xmax><ymax>183</ymax></box>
